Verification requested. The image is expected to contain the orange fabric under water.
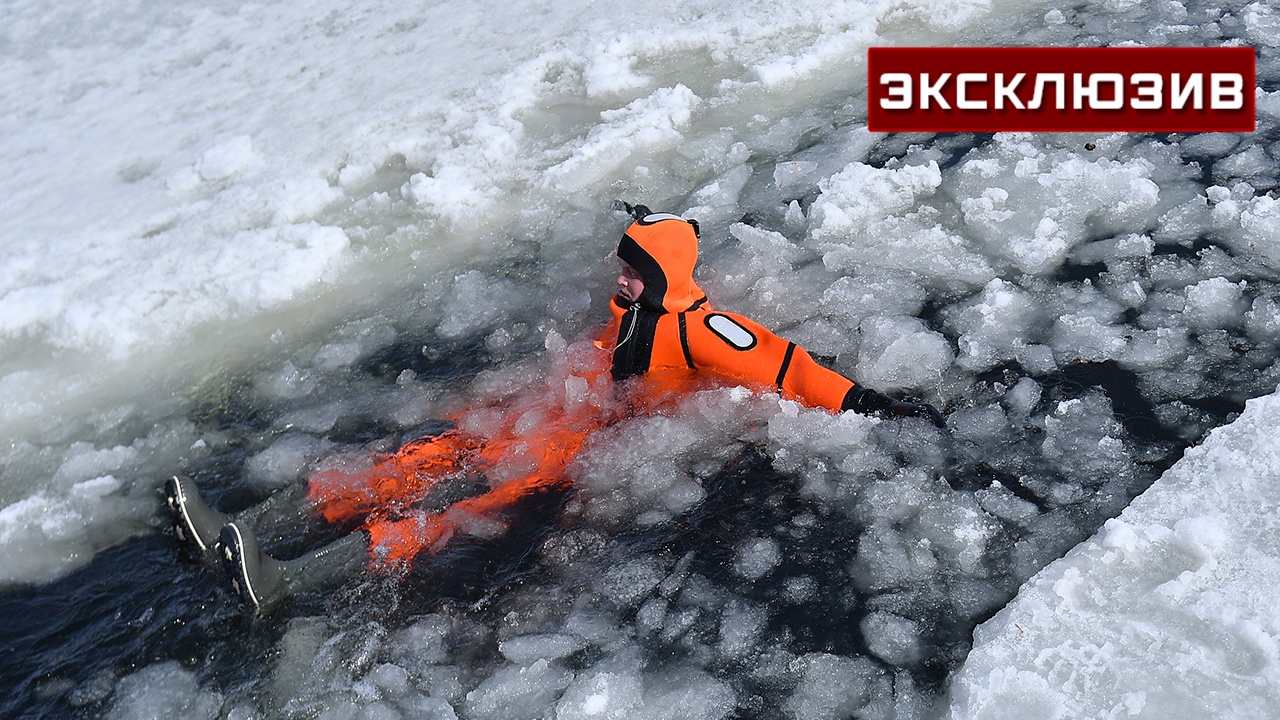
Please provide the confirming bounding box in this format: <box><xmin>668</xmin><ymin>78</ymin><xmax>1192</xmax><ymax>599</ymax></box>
<box><xmin>305</xmin><ymin>345</ymin><xmax>705</xmax><ymax>572</ymax></box>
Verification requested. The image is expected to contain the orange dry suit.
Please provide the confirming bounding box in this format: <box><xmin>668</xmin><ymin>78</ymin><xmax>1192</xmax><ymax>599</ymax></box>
<box><xmin>607</xmin><ymin>211</ymin><xmax>886</xmax><ymax>414</ymax></box>
<box><xmin>307</xmin><ymin>210</ymin><xmax>939</xmax><ymax>571</ymax></box>
<box><xmin>306</xmin><ymin>357</ymin><xmax>620</xmax><ymax>570</ymax></box>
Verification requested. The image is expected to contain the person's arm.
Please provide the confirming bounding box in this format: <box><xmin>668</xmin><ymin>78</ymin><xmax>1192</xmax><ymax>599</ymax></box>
<box><xmin>685</xmin><ymin>310</ymin><xmax>945</xmax><ymax>427</ymax></box>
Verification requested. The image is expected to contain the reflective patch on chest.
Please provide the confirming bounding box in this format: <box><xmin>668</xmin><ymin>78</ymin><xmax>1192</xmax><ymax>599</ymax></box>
<box><xmin>705</xmin><ymin>314</ymin><xmax>758</xmax><ymax>350</ymax></box>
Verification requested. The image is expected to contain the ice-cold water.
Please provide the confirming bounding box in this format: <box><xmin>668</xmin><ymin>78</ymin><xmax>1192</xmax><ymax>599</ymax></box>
<box><xmin>2</xmin><ymin>0</ymin><xmax>1280</xmax><ymax>718</ymax></box>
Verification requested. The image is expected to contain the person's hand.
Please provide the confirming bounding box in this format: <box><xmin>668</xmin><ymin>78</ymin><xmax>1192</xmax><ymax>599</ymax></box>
<box><xmin>888</xmin><ymin>400</ymin><xmax>946</xmax><ymax>429</ymax></box>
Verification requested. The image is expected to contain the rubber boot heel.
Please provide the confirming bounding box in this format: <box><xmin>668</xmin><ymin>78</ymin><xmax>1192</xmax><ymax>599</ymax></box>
<box><xmin>219</xmin><ymin>522</ymin><xmax>287</xmax><ymax>616</ymax></box>
<box><xmin>165</xmin><ymin>475</ymin><xmax>228</xmax><ymax>561</ymax></box>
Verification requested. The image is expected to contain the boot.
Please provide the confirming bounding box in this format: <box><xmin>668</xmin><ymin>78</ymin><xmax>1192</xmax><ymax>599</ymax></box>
<box><xmin>219</xmin><ymin>522</ymin><xmax>368</xmax><ymax>616</ymax></box>
<box><xmin>166</xmin><ymin>476</ymin><xmax>310</xmax><ymax>562</ymax></box>
<box><xmin>165</xmin><ymin>475</ymin><xmax>229</xmax><ymax>560</ymax></box>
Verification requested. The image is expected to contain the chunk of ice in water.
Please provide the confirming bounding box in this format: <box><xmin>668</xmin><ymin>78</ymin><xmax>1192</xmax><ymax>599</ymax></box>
<box><xmin>785</xmin><ymin>653</ymin><xmax>880</xmax><ymax>720</ymax></box>
<box><xmin>596</xmin><ymin>557</ymin><xmax>664</xmax><ymax>607</ymax></box>
<box><xmin>555</xmin><ymin>671</ymin><xmax>644</xmax><ymax>720</ymax></box>
<box><xmin>246</xmin><ymin>433</ymin><xmax>331</xmax><ymax>488</ymax></box>
<box><xmin>106</xmin><ymin>662</ymin><xmax>224</xmax><ymax>720</ymax></box>
<box><xmin>1004</xmin><ymin>377</ymin><xmax>1042</xmax><ymax>418</ymax></box>
<box><xmin>463</xmin><ymin>659</ymin><xmax>572</xmax><ymax>720</ymax></box>
<box><xmin>732</xmin><ymin>537</ymin><xmax>781</xmax><ymax>580</ymax></box>
<box><xmin>716</xmin><ymin>599</ymin><xmax>766</xmax><ymax>660</ymax></box>
<box><xmin>1184</xmin><ymin>276</ymin><xmax>1246</xmax><ymax>329</ymax></box>
<box><xmin>855</xmin><ymin>316</ymin><xmax>953</xmax><ymax>392</ymax></box>
<box><xmin>499</xmin><ymin>633</ymin><xmax>587</xmax><ymax>665</ymax></box>
<box><xmin>774</xmin><ymin>160</ymin><xmax>820</xmax><ymax>198</ymax></box>
<box><xmin>861</xmin><ymin>611</ymin><xmax>923</xmax><ymax>667</ymax></box>
<box><xmin>639</xmin><ymin>672</ymin><xmax>735</xmax><ymax>720</ymax></box>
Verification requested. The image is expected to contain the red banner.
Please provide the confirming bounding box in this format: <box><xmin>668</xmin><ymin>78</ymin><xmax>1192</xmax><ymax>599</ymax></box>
<box><xmin>867</xmin><ymin>47</ymin><xmax>1256</xmax><ymax>132</ymax></box>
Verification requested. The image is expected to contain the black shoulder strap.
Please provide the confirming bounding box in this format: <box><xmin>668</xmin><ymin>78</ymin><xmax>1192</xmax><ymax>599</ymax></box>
<box><xmin>774</xmin><ymin>341</ymin><xmax>797</xmax><ymax>389</ymax></box>
<box><xmin>678</xmin><ymin>313</ymin><xmax>695</xmax><ymax>369</ymax></box>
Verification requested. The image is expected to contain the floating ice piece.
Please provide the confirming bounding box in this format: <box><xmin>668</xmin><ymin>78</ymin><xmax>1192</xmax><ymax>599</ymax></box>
<box><xmin>107</xmin><ymin>662</ymin><xmax>225</xmax><ymax>720</ymax></box>
<box><xmin>810</xmin><ymin>161</ymin><xmax>996</xmax><ymax>285</ymax></box>
<box><xmin>861</xmin><ymin>611</ymin><xmax>922</xmax><ymax>666</ymax></box>
<box><xmin>1236</xmin><ymin>195</ymin><xmax>1280</xmax><ymax>270</ymax></box>
<box><xmin>555</xmin><ymin>671</ymin><xmax>644</xmax><ymax>720</ymax></box>
<box><xmin>850</xmin><ymin>521</ymin><xmax>939</xmax><ymax>592</ymax></box>
<box><xmin>785</xmin><ymin>653</ymin><xmax>881</xmax><ymax>720</ymax></box>
<box><xmin>1246</xmin><ymin>296</ymin><xmax>1280</xmax><ymax>341</ymax></box>
<box><xmin>437</xmin><ymin>271</ymin><xmax>522</xmax><ymax>339</ymax></box>
<box><xmin>1184</xmin><ymin>276</ymin><xmax>1247</xmax><ymax>329</ymax></box>
<box><xmin>596</xmin><ymin>557</ymin><xmax>665</xmax><ymax>607</ymax></box>
<box><xmin>976</xmin><ymin>483</ymin><xmax>1040</xmax><ymax>524</ymax></box>
<box><xmin>774</xmin><ymin>160</ymin><xmax>820</xmax><ymax>199</ymax></box>
<box><xmin>948</xmin><ymin>278</ymin><xmax>1041</xmax><ymax>373</ymax></box>
<box><xmin>499</xmin><ymin>633</ymin><xmax>587</xmax><ymax>665</ymax></box>
<box><xmin>1051</xmin><ymin>312</ymin><xmax>1128</xmax><ymax>363</ymax></box>
<box><xmin>463</xmin><ymin>659</ymin><xmax>572</xmax><ymax>720</ymax></box>
<box><xmin>716</xmin><ymin>599</ymin><xmax>767</xmax><ymax>660</ymax></box>
<box><xmin>855</xmin><ymin>316</ymin><xmax>953</xmax><ymax>392</ymax></box>
<box><xmin>246</xmin><ymin>433</ymin><xmax>332</xmax><ymax>488</ymax></box>
<box><xmin>1040</xmin><ymin>394</ymin><xmax>1132</xmax><ymax>487</ymax></box>
<box><xmin>1178</xmin><ymin>132</ymin><xmax>1241</xmax><ymax>158</ymax></box>
<box><xmin>1003</xmin><ymin>377</ymin><xmax>1043</xmax><ymax>418</ymax></box>
<box><xmin>953</xmin><ymin>136</ymin><xmax>1160</xmax><ymax>275</ymax></box>
<box><xmin>913</xmin><ymin>493</ymin><xmax>997</xmax><ymax>577</ymax></box>
<box><xmin>811</xmin><ymin>161</ymin><xmax>936</xmax><ymax>235</ymax></box>
<box><xmin>384</xmin><ymin>616</ymin><xmax>454</xmax><ymax>671</ymax></box>
<box><xmin>0</xmin><ymin>472</ymin><xmax>150</xmax><ymax>585</ymax></box>
<box><xmin>366</xmin><ymin>662</ymin><xmax>411</xmax><ymax>696</ymax></box>
<box><xmin>1244</xmin><ymin>2</ymin><xmax>1280</xmax><ymax>46</ymax></box>
<box><xmin>822</xmin><ymin>274</ymin><xmax>927</xmax><ymax>330</ymax></box>
<box><xmin>733</xmin><ymin>537</ymin><xmax>781</xmax><ymax>580</ymax></box>
<box><xmin>636</xmin><ymin>671</ymin><xmax>735</xmax><ymax>720</ymax></box>
<box><xmin>1215</xmin><ymin>146</ymin><xmax>1274</xmax><ymax>188</ymax></box>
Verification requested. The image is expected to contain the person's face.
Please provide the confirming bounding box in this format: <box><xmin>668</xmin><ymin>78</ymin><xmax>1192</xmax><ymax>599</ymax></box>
<box><xmin>616</xmin><ymin>260</ymin><xmax>645</xmax><ymax>303</ymax></box>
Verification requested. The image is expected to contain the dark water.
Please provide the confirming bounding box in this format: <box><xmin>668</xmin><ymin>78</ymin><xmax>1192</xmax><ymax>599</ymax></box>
<box><xmin>0</xmin><ymin>339</ymin><xmax>1259</xmax><ymax>718</ymax></box>
<box><xmin>0</xmin><ymin>536</ymin><xmax>266</xmax><ymax>719</ymax></box>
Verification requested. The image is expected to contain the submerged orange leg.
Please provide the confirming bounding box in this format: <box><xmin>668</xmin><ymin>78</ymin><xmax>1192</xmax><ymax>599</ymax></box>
<box><xmin>307</xmin><ymin>429</ymin><xmax>480</xmax><ymax>525</ymax></box>
<box><xmin>315</xmin><ymin>358</ymin><xmax>627</xmax><ymax>572</ymax></box>
<box><xmin>365</xmin><ymin>473</ymin><xmax>574</xmax><ymax>570</ymax></box>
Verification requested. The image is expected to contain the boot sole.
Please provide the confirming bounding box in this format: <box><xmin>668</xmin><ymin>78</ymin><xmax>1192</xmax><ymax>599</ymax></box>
<box><xmin>219</xmin><ymin>523</ymin><xmax>264</xmax><ymax>614</ymax></box>
<box><xmin>165</xmin><ymin>476</ymin><xmax>218</xmax><ymax>557</ymax></box>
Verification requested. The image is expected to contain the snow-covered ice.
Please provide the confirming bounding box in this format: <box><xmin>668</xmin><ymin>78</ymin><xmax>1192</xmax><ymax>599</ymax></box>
<box><xmin>947</xmin><ymin>389</ymin><xmax>1280</xmax><ymax>719</ymax></box>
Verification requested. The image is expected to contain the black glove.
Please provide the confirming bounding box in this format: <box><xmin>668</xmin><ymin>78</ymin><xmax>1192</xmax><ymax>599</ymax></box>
<box><xmin>844</xmin><ymin>387</ymin><xmax>946</xmax><ymax>429</ymax></box>
<box><xmin>887</xmin><ymin>400</ymin><xmax>946</xmax><ymax>429</ymax></box>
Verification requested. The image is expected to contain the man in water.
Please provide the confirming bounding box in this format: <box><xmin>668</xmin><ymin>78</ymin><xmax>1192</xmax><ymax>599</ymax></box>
<box><xmin>168</xmin><ymin>204</ymin><xmax>944</xmax><ymax>614</ymax></box>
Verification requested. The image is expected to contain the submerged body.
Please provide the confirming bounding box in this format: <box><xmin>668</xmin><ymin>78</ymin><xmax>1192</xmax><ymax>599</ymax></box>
<box><xmin>308</xmin><ymin>340</ymin><xmax>625</xmax><ymax>570</ymax></box>
<box><xmin>174</xmin><ymin>206</ymin><xmax>943</xmax><ymax>612</ymax></box>
<box><xmin>308</xmin><ymin>207</ymin><xmax>942</xmax><ymax>572</ymax></box>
